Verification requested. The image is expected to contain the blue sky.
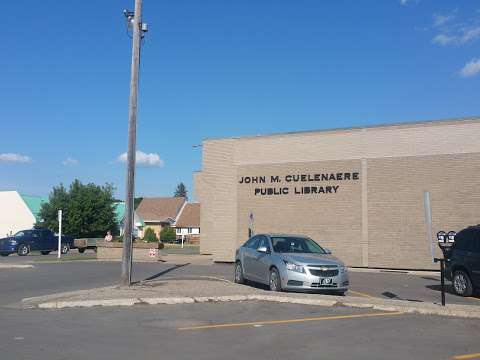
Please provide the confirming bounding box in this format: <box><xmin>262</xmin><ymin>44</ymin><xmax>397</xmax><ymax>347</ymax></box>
<box><xmin>0</xmin><ymin>0</ymin><xmax>478</xmax><ymax>200</ymax></box>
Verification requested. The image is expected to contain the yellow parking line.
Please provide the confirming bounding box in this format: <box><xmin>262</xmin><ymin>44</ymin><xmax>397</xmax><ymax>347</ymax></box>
<box><xmin>349</xmin><ymin>290</ymin><xmax>377</xmax><ymax>299</ymax></box>
<box><xmin>453</xmin><ymin>352</ymin><xmax>480</xmax><ymax>359</ymax></box>
<box><xmin>177</xmin><ymin>311</ymin><xmax>404</xmax><ymax>331</ymax></box>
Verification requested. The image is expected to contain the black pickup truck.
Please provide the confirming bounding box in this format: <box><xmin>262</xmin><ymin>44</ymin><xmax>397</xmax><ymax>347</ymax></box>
<box><xmin>0</xmin><ymin>228</ymin><xmax>74</xmax><ymax>256</ymax></box>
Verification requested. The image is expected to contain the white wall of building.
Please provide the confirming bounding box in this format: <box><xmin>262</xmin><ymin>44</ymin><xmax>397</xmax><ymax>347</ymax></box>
<box><xmin>0</xmin><ymin>191</ymin><xmax>36</xmax><ymax>237</ymax></box>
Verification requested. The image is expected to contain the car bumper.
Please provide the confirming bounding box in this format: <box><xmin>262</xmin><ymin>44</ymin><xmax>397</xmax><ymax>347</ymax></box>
<box><xmin>0</xmin><ymin>244</ymin><xmax>17</xmax><ymax>253</ymax></box>
<box><xmin>280</xmin><ymin>269</ymin><xmax>349</xmax><ymax>292</ymax></box>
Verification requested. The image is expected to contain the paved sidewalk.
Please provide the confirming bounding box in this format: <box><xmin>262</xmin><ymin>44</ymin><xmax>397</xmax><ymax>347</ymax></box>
<box><xmin>19</xmin><ymin>276</ymin><xmax>480</xmax><ymax>319</ymax></box>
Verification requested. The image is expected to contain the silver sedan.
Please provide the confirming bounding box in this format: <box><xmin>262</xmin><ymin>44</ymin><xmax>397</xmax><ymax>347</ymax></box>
<box><xmin>234</xmin><ymin>234</ymin><xmax>349</xmax><ymax>295</ymax></box>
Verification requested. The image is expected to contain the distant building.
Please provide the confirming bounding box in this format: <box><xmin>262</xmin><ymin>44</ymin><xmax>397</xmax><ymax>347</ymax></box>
<box><xmin>115</xmin><ymin>202</ymin><xmax>145</xmax><ymax>238</ymax></box>
<box><xmin>0</xmin><ymin>191</ymin><xmax>48</xmax><ymax>237</ymax></box>
<box><xmin>175</xmin><ymin>202</ymin><xmax>200</xmax><ymax>243</ymax></box>
<box><xmin>135</xmin><ymin>197</ymin><xmax>187</xmax><ymax>238</ymax></box>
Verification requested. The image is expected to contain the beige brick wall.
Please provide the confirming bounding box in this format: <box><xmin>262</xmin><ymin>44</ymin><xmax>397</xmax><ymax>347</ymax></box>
<box><xmin>367</xmin><ymin>153</ymin><xmax>480</xmax><ymax>269</ymax></box>
<box><xmin>197</xmin><ymin>118</ymin><xmax>480</xmax><ymax>268</ymax></box>
<box><xmin>199</xmin><ymin>140</ymin><xmax>237</xmax><ymax>259</ymax></box>
<box><xmin>236</xmin><ymin>160</ymin><xmax>363</xmax><ymax>266</ymax></box>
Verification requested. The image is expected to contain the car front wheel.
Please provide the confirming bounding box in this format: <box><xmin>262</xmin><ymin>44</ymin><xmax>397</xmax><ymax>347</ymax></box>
<box><xmin>234</xmin><ymin>262</ymin><xmax>245</xmax><ymax>284</ymax></box>
<box><xmin>269</xmin><ymin>267</ymin><xmax>282</xmax><ymax>292</ymax></box>
<box><xmin>17</xmin><ymin>244</ymin><xmax>29</xmax><ymax>256</ymax></box>
<box><xmin>452</xmin><ymin>270</ymin><xmax>473</xmax><ymax>297</ymax></box>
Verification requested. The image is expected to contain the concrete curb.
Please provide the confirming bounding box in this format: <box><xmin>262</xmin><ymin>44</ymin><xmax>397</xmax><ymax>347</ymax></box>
<box><xmin>0</xmin><ymin>264</ymin><xmax>34</xmax><ymax>269</ymax></box>
<box><xmin>348</xmin><ymin>267</ymin><xmax>439</xmax><ymax>276</ymax></box>
<box><xmin>31</xmin><ymin>294</ymin><xmax>480</xmax><ymax>319</ymax></box>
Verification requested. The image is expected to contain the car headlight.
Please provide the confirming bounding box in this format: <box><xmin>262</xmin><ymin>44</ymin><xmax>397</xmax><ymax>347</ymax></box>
<box><xmin>340</xmin><ymin>265</ymin><xmax>348</xmax><ymax>274</ymax></box>
<box><xmin>284</xmin><ymin>261</ymin><xmax>305</xmax><ymax>274</ymax></box>
<box><xmin>9</xmin><ymin>240</ymin><xmax>18</xmax><ymax>245</ymax></box>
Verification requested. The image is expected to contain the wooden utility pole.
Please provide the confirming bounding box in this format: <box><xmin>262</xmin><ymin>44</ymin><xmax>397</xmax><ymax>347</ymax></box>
<box><xmin>121</xmin><ymin>0</ymin><xmax>143</xmax><ymax>286</ymax></box>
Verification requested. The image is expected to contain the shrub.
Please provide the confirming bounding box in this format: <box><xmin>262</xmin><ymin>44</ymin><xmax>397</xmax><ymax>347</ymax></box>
<box><xmin>143</xmin><ymin>228</ymin><xmax>158</xmax><ymax>243</ymax></box>
<box><xmin>160</xmin><ymin>226</ymin><xmax>176</xmax><ymax>243</ymax></box>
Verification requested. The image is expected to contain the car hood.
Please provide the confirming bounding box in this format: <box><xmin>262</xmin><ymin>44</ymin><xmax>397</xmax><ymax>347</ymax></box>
<box><xmin>280</xmin><ymin>253</ymin><xmax>344</xmax><ymax>266</ymax></box>
<box><xmin>0</xmin><ymin>237</ymin><xmax>14</xmax><ymax>242</ymax></box>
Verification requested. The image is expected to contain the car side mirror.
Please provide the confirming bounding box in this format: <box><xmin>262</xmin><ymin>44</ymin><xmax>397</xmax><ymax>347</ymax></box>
<box><xmin>324</xmin><ymin>248</ymin><xmax>332</xmax><ymax>254</ymax></box>
<box><xmin>257</xmin><ymin>246</ymin><xmax>268</xmax><ymax>253</ymax></box>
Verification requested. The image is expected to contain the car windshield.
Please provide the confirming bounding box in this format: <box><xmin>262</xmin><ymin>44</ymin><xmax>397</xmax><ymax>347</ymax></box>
<box><xmin>13</xmin><ymin>231</ymin><xmax>26</xmax><ymax>237</ymax></box>
<box><xmin>271</xmin><ymin>236</ymin><xmax>326</xmax><ymax>254</ymax></box>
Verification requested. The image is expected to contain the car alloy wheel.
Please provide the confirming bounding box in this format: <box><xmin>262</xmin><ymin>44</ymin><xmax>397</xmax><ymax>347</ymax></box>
<box><xmin>234</xmin><ymin>262</ymin><xmax>244</xmax><ymax>284</ymax></box>
<box><xmin>453</xmin><ymin>271</ymin><xmax>473</xmax><ymax>297</ymax></box>
<box><xmin>269</xmin><ymin>268</ymin><xmax>281</xmax><ymax>292</ymax></box>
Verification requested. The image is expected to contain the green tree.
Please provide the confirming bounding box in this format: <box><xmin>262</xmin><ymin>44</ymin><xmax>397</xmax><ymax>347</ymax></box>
<box><xmin>174</xmin><ymin>182</ymin><xmax>188</xmax><ymax>199</ymax></box>
<box><xmin>142</xmin><ymin>227</ymin><xmax>158</xmax><ymax>243</ymax></box>
<box><xmin>160</xmin><ymin>226</ymin><xmax>176</xmax><ymax>243</ymax></box>
<box><xmin>38</xmin><ymin>179</ymin><xmax>117</xmax><ymax>238</ymax></box>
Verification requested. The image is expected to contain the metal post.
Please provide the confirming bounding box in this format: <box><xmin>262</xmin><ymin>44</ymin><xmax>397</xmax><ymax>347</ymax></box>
<box><xmin>424</xmin><ymin>191</ymin><xmax>434</xmax><ymax>263</ymax></box>
<box><xmin>121</xmin><ymin>0</ymin><xmax>142</xmax><ymax>286</ymax></box>
<box><xmin>440</xmin><ymin>259</ymin><xmax>446</xmax><ymax>306</ymax></box>
<box><xmin>58</xmin><ymin>210</ymin><xmax>62</xmax><ymax>259</ymax></box>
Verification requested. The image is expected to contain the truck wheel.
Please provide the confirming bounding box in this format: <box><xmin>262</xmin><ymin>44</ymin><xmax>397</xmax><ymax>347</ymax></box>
<box><xmin>452</xmin><ymin>270</ymin><xmax>473</xmax><ymax>297</ymax></box>
<box><xmin>41</xmin><ymin>251</ymin><xmax>50</xmax><ymax>255</ymax></box>
<box><xmin>78</xmin><ymin>248</ymin><xmax>85</xmax><ymax>254</ymax></box>
<box><xmin>61</xmin><ymin>243</ymin><xmax>70</xmax><ymax>255</ymax></box>
<box><xmin>17</xmin><ymin>244</ymin><xmax>29</xmax><ymax>256</ymax></box>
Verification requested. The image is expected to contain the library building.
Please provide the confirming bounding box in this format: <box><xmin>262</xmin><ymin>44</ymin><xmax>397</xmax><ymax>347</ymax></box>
<box><xmin>194</xmin><ymin>117</ymin><xmax>480</xmax><ymax>269</ymax></box>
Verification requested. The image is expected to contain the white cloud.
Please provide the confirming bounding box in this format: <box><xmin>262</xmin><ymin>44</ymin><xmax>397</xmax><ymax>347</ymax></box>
<box><xmin>433</xmin><ymin>13</ymin><xmax>454</xmax><ymax>27</ymax></box>
<box><xmin>462</xmin><ymin>26</ymin><xmax>480</xmax><ymax>43</ymax></box>
<box><xmin>400</xmin><ymin>0</ymin><xmax>419</xmax><ymax>6</ymax></box>
<box><xmin>433</xmin><ymin>26</ymin><xmax>480</xmax><ymax>46</ymax></box>
<box><xmin>432</xmin><ymin>34</ymin><xmax>456</xmax><ymax>46</ymax></box>
<box><xmin>116</xmin><ymin>150</ymin><xmax>165</xmax><ymax>167</ymax></box>
<box><xmin>459</xmin><ymin>58</ymin><xmax>480</xmax><ymax>78</ymax></box>
<box><xmin>62</xmin><ymin>157</ymin><xmax>79</xmax><ymax>166</ymax></box>
<box><xmin>0</xmin><ymin>153</ymin><xmax>31</xmax><ymax>163</ymax></box>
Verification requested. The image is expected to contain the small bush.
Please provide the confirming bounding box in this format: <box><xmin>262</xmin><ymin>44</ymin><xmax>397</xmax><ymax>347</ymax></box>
<box><xmin>160</xmin><ymin>226</ymin><xmax>176</xmax><ymax>243</ymax></box>
<box><xmin>143</xmin><ymin>228</ymin><xmax>158</xmax><ymax>243</ymax></box>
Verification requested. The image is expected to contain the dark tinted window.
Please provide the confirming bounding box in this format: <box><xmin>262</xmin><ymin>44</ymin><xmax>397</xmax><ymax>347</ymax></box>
<box><xmin>271</xmin><ymin>236</ymin><xmax>326</xmax><ymax>254</ymax></box>
<box><xmin>455</xmin><ymin>229</ymin><xmax>476</xmax><ymax>252</ymax></box>
<box><xmin>244</xmin><ymin>236</ymin><xmax>260</xmax><ymax>249</ymax></box>
<box><xmin>471</xmin><ymin>229</ymin><xmax>480</xmax><ymax>253</ymax></box>
<box><xmin>40</xmin><ymin>230</ymin><xmax>51</xmax><ymax>237</ymax></box>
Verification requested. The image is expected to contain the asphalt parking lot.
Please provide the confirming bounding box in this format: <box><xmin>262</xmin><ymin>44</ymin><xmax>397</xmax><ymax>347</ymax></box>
<box><xmin>1</xmin><ymin>255</ymin><xmax>480</xmax><ymax>360</ymax></box>
<box><xmin>0</xmin><ymin>301</ymin><xmax>479</xmax><ymax>360</ymax></box>
<box><xmin>1</xmin><ymin>252</ymin><xmax>479</xmax><ymax>306</ymax></box>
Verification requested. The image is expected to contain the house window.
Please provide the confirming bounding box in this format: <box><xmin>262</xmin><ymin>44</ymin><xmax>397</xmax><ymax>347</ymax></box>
<box><xmin>188</xmin><ymin>227</ymin><xmax>192</xmax><ymax>234</ymax></box>
<box><xmin>176</xmin><ymin>228</ymin><xmax>181</xmax><ymax>234</ymax></box>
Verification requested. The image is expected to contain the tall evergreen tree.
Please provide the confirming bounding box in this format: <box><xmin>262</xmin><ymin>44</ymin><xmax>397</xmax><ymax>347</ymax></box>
<box><xmin>174</xmin><ymin>182</ymin><xmax>188</xmax><ymax>199</ymax></box>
